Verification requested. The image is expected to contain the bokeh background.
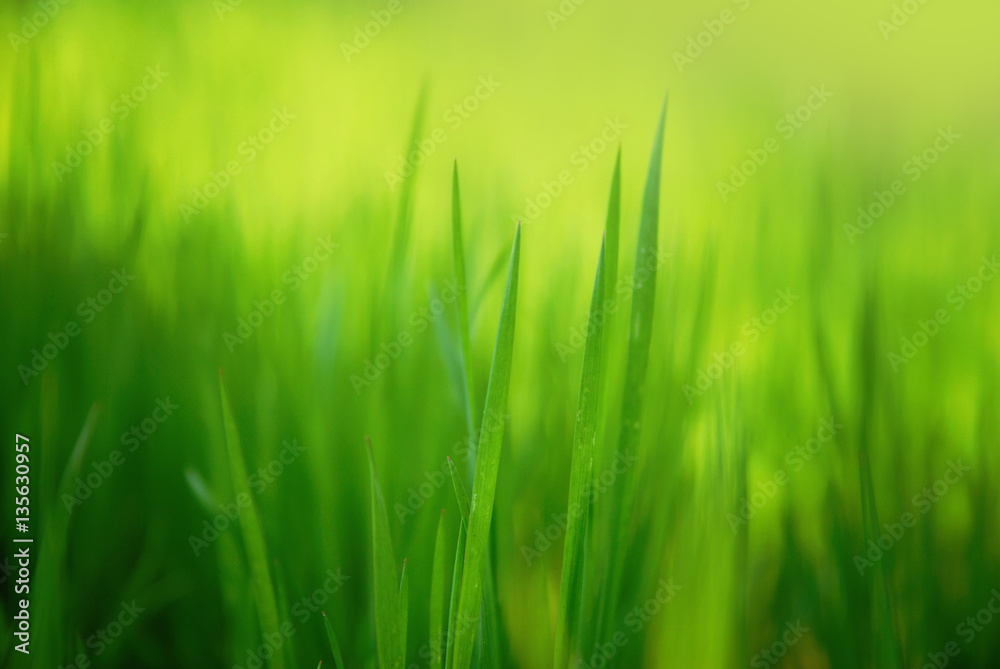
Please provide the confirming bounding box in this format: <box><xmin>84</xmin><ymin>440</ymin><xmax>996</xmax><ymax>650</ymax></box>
<box><xmin>1</xmin><ymin>0</ymin><xmax>999</xmax><ymax>666</ymax></box>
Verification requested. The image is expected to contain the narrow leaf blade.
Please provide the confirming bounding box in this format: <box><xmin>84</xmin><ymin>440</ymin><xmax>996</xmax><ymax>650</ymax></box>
<box><xmin>220</xmin><ymin>373</ymin><xmax>285</xmax><ymax>669</ymax></box>
<box><xmin>600</xmin><ymin>99</ymin><xmax>667</xmax><ymax>638</ymax></box>
<box><xmin>451</xmin><ymin>226</ymin><xmax>521</xmax><ymax>669</ymax></box>
<box><xmin>430</xmin><ymin>511</ymin><xmax>450</xmax><ymax>669</ymax></box>
<box><xmin>554</xmin><ymin>238</ymin><xmax>606</xmax><ymax>669</ymax></box>
<box><xmin>322</xmin><ymin>612</ymin><xmax>346</xmax><ymax>669</ymax></box>
<box><xmin>366</xmin><ymin>437</ymin><xmax>404</xmax><ymax>669</ymax></box>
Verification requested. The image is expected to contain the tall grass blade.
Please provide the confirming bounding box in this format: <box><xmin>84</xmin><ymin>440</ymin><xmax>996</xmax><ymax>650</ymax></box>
<box><xmin>452</xmin><ymin>161</ymin><xmax>478</xmax><ymax>447</ymax></box>
<box><xmin>604</xmin><ymin>149</ymin><xmax>621</xmax><ymax>305</ymax></box>
<box><xmin>445</xmin><ymin>522</ymin><xmax>467</xmax><ymax>669</ymax></box>
<box><xmin>220</xmin><ymin>372</ymin><xmax>286</xmax><ymax>669</ymax></box>
<box><xmin>34</xmin><ymin>402</ymin><xmax>100</xmax><ymax>667</ymax></box>
<box><xmin>448</xmin><ymin>456</ymin><xmax>471</xmax><ymax>523</ymax></box>
<box><xmin>448</xmin><ymin>420</ymin><xmax>501</xmax><ymax>667</ymax></box>
<box><xmin>600</xmin><ymin>99</ymin><xmax>667</xmax><ymax>638</ymax></box>
<box><xmin>274</xmin><ymin>560</ymin><xmax>300</xmax><ymax>669</ymax></box>
<box><xmin>554</xmin><ymin>237</ymin><xmax>606</xmax><ymax>669</ymax></box>
<box><xmin>451</xmin><ymin>225</ymin><xmax>521</xmax><ymax>669</ymax></box>
<box><xmin>366</xmin><ymin>436</ymin><xmax>405</xmax><ymax>669</ymax></box>
<box><xmin>322</xmin><ymin>612</ymin><xmax>346</xmax><ymax>669</ymax></box>
<box><xmin>400</xmin><ymin>557</ymin><xmax>410</xmax><ymax>657</ymax></box>
<box><xmin>430</xmin><ymin>511</ymin><xmax>450</xmax><ymax>669</ymax></box>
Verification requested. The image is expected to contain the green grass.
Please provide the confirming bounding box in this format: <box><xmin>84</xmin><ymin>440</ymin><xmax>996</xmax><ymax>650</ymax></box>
<box><xmin>2</xmin><ymin>1</ymin><xmax>999</xmax><ymax>668</ymax></box>
<box><xmin>553</xmin><ymin>235</ymin><xmax>606</xmax><ymax>669</ymax></box>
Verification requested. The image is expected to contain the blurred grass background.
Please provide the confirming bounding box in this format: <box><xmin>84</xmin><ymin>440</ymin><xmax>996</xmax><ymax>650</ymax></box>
<box><xmin>1</xmin><ymin>0</ymin><xmax>999</xmax><ymax>666</ymax></box>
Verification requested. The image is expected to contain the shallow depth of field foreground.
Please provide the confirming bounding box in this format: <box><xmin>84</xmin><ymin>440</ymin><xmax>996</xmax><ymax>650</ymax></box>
<box><xmin>1</xmin><ymin>0</ymin><xmax>999</xmax><ymax>667</ymax></box>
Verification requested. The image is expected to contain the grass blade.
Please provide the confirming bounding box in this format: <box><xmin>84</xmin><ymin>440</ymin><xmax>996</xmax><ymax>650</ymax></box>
<box><xmin>445</xmin><ymin>522</ymin><xmax>467</xmax><ymax>669</ymax></box>
<box><xmin>446</xmin><ymin>456</ymin><xmax>500</xmax><ymax>667</ymax></box>
<box><xmin>366</xmin><ymin>436</ymin><xmax>405</xmax><ymax>669</ymax></box>
<box><xmin>554</xmin><ymin>237</ymin><xmax>606</xmax><ymax>669</ymax></box>
<box><xmin>322</xmin><ymin>612</ymin><xmax>346</xmax><ymax>669</ymax></box>
<box><xmin>478</xmin><ymin>557</ymin><xmax>502</xmax><ymax>669</ymax></box>
<box><xmin>220</xmin><ymin>372</ymin><xmax>285</xmax><ymax>669</ymax></box>
<box><xmin>400</xmin><ymin>558</ymin><xmax>410</xmax><ymax>658</ymax></box>
<box><xmin>430</xmin><ymin>511</ymin><xmax>450</xmax><ymax>669</ymax></box>
<box><xmin>451</xmin><ymin>225</ymin><xmax>521</xmax><ymax>669</ymax></box>
<box><xmin>448</xmin><ymin>456</ymin><xmax>471</xmax><ymax>523</ymax></box>
<box><xmin>604</xmin><ymin>148</ymin><xmax>621</xmax><ymax>306</ymax></box>
<box><xmin>274</xmin><ymin>560</ymin><xmax>300</xmax><ymax>669</ymax></box>
<box><xmin>600</xmin><ymin>99</ymin><xmax>667</xmax><ymax>639</ymax></box>
<box><xmin>579</xmin><ymin>153</ymin><xmax>622</xmax><ymax>655</ymax></box>
<box><xmin>452</xmin><ymin>161</ymin><xmax>478</xmax><ymax>448</ymax></box>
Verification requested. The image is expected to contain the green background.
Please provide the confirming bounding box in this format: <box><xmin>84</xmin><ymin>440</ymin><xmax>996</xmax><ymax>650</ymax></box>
<box><xmin>1</xmin><ymin>0</ymin><xmax>998</xmax><ymax>666</ymax></box>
